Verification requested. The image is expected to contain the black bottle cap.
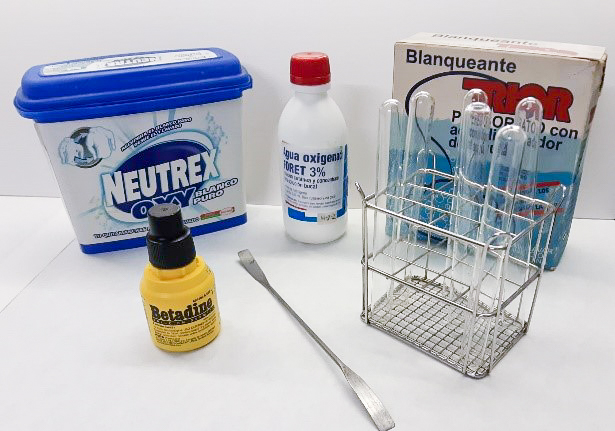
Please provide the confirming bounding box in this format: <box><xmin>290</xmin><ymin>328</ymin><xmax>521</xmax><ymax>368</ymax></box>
<box><xmin>146</xmin><ymin>204</ymin><xmax>196</xmax><ymax>269</ymax></box>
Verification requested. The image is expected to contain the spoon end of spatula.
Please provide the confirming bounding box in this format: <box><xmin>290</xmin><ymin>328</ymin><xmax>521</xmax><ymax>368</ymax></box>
<box><xmin>342</xmin><ymin>366</ymin><xmax>395</xmax><ymax>431</ymax></box>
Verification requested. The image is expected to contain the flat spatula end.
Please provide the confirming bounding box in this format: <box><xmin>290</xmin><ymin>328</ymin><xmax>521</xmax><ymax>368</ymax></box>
<box><xmin>342</xmin><ymin>366</ymin><xmax>395</xmax><ymax>431</ymax></box>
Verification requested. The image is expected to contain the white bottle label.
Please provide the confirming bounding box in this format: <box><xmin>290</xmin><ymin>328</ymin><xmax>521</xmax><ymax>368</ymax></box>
<box><xmin>282</xmin><ymin>142</ymin><xmax>347</xmax><ymax>223</ymax></box>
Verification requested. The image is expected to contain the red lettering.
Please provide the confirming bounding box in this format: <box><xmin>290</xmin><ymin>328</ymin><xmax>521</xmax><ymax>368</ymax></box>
<box><xmin>543</xmin><ymin>86</ymin><xmax>573</xmax><ymax>123</ymax></box>
<box><xmin>462</xmin><ymin>78</ymin><xmax>573</xmax><ymax>122</ymax></box>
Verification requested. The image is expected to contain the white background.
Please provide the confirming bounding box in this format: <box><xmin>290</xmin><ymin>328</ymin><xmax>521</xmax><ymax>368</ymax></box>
<box><xmin>0</xmin><ymin>0</ymin><xmax>613</xmax><ymax>218</ymax></box>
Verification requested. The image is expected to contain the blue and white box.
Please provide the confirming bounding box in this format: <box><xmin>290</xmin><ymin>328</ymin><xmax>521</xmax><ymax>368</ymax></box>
<box><xmin>393</xmin><ymin>33</ymin><xmax>607</xmax><ymax>269</ymax></box>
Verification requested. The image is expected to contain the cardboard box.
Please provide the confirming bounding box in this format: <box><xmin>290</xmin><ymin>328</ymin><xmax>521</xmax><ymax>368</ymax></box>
<box><xmin>393</xmin><ymin>33</ymin><xmax>607</xmax><ymax>269</ymax></box>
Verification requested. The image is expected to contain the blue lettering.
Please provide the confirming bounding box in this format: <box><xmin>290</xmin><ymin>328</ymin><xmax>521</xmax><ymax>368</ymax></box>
<box><xmin>152</xmin><ymin>187</ymin><xmax>195</xmax><ymax>207</ymax></box>
<box><xmin>130</xmin><ymin>188</ymin><xmax>196</xmax><ymax>219</ymax></box>
<box><xmin>131</xmin><ymin>200</ymin><xmax>155</xmax><ymax>219</ymax></box>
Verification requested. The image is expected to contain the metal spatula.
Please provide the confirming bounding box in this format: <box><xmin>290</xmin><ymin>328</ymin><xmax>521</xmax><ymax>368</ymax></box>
<box><xmin>238</xmin><ymin>249</ymin><xmax>395</xmax><ymax>431</ymax></box>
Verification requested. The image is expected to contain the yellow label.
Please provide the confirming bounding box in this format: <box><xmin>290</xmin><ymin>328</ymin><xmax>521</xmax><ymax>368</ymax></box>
<box><xmin>142</xmin><ymin>288</ymin><xmax>219</xmax><ymax>350</ymax></box>
<box><xmin>140</xmin><ymin>257</ymin><xmax>220</xmax><ymax>352</ymax></box>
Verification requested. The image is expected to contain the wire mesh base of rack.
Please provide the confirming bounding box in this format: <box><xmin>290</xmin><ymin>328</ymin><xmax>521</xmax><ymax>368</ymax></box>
<box><xmin>356</xmin><ymin>171</ymin><xmax>563</xmax><ymax>378</ymax></box>
<box><xmin>361</xmin><ymin>277</ymin><xmax>526</xmax><ymax>378</ymax></box>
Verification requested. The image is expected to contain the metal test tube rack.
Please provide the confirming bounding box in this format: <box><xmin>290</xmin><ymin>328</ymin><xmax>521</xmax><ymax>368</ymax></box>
<box><xmin>357</xmin><ymin>101</ymin><xmax>564</xmax><ymax>378</ymax></box>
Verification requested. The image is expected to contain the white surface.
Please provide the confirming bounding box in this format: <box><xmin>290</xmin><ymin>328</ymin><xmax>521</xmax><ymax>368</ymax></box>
<box><xmin>0</xmin><ymin>0</ymin><xmax>613</xmax><ymax>218</ymax></box>
<box><xmin>0</xmin><ymin>196</ymin><xmax>74</xmax><ymax>311</ymax></box>
<box><xmin>0</xmin><ymin>203</ymin><xmax>613</xmax><ymax>430</ymax></box>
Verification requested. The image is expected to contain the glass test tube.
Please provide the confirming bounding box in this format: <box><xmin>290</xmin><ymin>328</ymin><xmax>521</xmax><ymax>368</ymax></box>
<box><xmin>375</xmin><ymin>99</ymin><xmax>404</xmax><ymax>206</ymax></box>
<box><xmin>464</xmin><ymin>124</ymin><xmax>528</xmax><ymax>363</ymax></box>
<box><xmin>402</xmin><ymin>91</ymin><xmax>435</xmax><ymax>217</ymax></box>
<box><xmin>480</xmin><ymin>125</ymin><xmax>528</xmax><ymax>240</ymax></box>
<box><xmin>446</xmin><ymin>90</ymin><xmax>488</xmax><ymax>302</ymax></box>
<box><xmin>385</xmin><ymin>91</ymin><xmax>434</xmax><ymax>307</ymax></box>
<box><xmin>403</xmin><ymin>92</ymin><xmax>435</xmax><ymax>276</ymax></box>
<box><xmin>463</xmin><ymin>89</ymin><xmax>489</xmax><ymax>110</ymax></box>
<box><xmin>449</xmin><ymin>100</ymin><xmax>491</xmax><ymax>311</ymax></box>
<box><xmin>457</xmin><ymin>101</ymin><xmax>491</xmax><ymax>230</ymax></box>
<box><xmin>375</xmin><ymin>100</ymin><xmax>404</xmax><ymax>248</ymax></box>
<box><xmin>512</xmin><ymin>97</ymin><xmax>543</xmax><ymax>259</ymax></box>
<box><xmin>514</xmin><ymin>97</ymin><xmax>542</xmax><ymax>204</ymax></box>
<box><xmin>512</xmin><ymin>97</ymin><xmax>543</xmax><ymax>321</ymax></box>
<box><xmin>373</xmin><ymin>99</ymin><xmax>404</xmax><ymax>311</ymax></box>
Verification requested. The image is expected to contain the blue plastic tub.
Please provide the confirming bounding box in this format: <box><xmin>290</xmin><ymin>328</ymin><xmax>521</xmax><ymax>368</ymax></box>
<box><xmin>15</xmin><ymin>48</ymin><xmax>252</xmax><ymax>253</ymax></box>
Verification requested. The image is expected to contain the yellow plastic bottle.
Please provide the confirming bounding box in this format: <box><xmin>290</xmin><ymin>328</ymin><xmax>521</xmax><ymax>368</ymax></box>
<box><xmin>140</xmin><ymin>203</ymin><xmax>220</xmax><ymax>352</ymax></box>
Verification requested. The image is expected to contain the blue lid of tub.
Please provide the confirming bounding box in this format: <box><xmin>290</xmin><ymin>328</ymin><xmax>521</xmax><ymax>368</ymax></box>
<box><xmin>14</xmin><ymin>48</ymin><xmax>252</xmax><ymax>123</ymax></box>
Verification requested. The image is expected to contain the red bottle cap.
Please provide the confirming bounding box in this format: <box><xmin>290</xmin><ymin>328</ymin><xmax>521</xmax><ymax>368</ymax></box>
<box><xmin>290</xmin><ymin>52</ymin><xmax>331</xmax><ymax>86</ymax></box>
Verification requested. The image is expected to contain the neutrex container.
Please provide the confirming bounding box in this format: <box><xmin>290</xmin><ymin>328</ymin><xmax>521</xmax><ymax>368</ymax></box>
<box><xmin>15</xmin><ymin>49</ymin><xmax>252</xmax><ymax>253</ymax></box>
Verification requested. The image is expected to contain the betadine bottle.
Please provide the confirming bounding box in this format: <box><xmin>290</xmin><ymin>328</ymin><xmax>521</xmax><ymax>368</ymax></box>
<box><xmin>278</xmin><ymin>52</ymin><xmax>348</xmax><ymax>243</ymax></box>
<box><xmin>140</xmin><ymin>203</ymin><xmax>220</xmax><ymax>352</ymax></box>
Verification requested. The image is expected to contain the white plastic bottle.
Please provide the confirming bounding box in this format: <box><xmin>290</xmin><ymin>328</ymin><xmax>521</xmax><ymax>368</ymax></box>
<box><xmin>278</xmin><ymin>52</ymin><xmax>348</xmax><ymax>243</ymax></box>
